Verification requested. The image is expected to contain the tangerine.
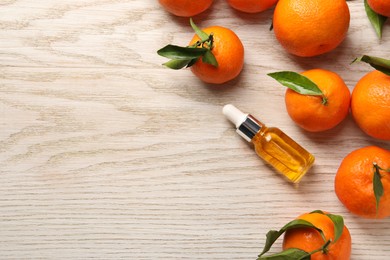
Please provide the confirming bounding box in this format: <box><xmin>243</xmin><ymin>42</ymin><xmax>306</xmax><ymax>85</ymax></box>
<box><xmin>188</xmin><ymin>26</ymin><xmax>244</xmax><ymax>84</ymax></box>
<box><xmin>284</xmin><ymin>69</ymin><xmax>351</xmax><ymax>132</ymax></box>
<box><xmin>158</xmin><ymin>0</ymin><xmax>213</xmax><ymax>17</ymax></box>
<box><xmin>335</xmin><ymin>146</ymin><xmax>390</xmax><ymax>219</ymax></box>
<box><xmin>227</xmin><ymin>0</ymin><xmax>278</xmax><ymax>13</ymax></box>
<box><xmin>351</xmin><ymin>70</ymin><xmax>390</xmax><ymax>140</ymax></box>
<box><xmin>367</xmin><ymin>0</ymin><xmax>390</xmax><ymax>17</ymax></box>
<box><xmin>283</xmin><ymin>212</ymin><xmax>352</xmax><ymax>260</ymax></box>
<box><xmin>273</xmin><ymin>0</ymin><xmax>350</xmax><ymax>57</ymax></box>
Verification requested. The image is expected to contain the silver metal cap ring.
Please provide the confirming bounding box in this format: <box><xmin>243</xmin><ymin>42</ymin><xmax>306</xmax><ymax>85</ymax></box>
<box><xmin>236</xmin><ymin>115</ymin><xmax>261</xmax><ymax>142</ymax></box>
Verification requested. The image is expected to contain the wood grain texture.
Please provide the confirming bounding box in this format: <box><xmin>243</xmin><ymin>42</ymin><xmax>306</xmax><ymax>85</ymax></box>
<box><xmin>1</xmin><ymin>0</ymin><xmax>390</xmax><ymax>259</ymax></box>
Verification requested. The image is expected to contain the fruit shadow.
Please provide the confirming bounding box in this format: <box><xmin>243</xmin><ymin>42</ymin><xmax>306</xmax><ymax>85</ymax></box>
<box><xmin>299</xmin><ymin>114</ymin><xmax>353</xmax><ymax>145</ymax></box>
<box><xmin>298</xmin><ymin>113</ymin><xmax>390</xmax><ymax>150</ymax></box>
<box><xmin>201</xmin><ymin>66</ymin><xmax>246</xmax><ymax>92</ymax></box>
<box><xmin>349</xmin><ymin>214</ymin><xmax>390</xmax><ymax>237</ymax></box>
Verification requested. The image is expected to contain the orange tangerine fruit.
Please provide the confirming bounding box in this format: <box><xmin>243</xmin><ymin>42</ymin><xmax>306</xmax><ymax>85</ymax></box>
<box><xmin>188</xmin><ymin>26</ymin><xmax>244</xmax><ymax>84</ymax></box>
<box><xmin>227</xmin><ymin>0</ymin><xmax>278</xmax><ymax>13</ymax></box>
<box><xmin>283</xmin><ymin>212</ymin><xmax>352</xmax><ymax>260</ymax></box>
<box><xmin>284</xmin><ymin>69</ymin><xmax>351</xmax><ymax>132</ymax></box>
<box><xmin>335</xmin><ymin>146</ymin><xmax>390</xmax><ymax>219</ymax></box>
<box><xmin>367</xmin><ymin>0</ymin><xmax>390</xmax><ymax>17</ymax></box>
<box><xmin>273</xmin><ymin>0</ymin><xmax>350</xmax><ymax>57</ymax></box>
<box><xmin>158</xmin><ymin>0</ymin><xmax>213</xmax><ymax>17</ymax></box>
<box><xmin>351</xmin><ymin>70</ymin><xmax>390</xmax><ymax>140</ymax></box>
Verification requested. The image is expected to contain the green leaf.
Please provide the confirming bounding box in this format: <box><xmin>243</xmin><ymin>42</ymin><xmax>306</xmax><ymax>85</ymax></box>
<box><xmin>157</xmin><ymin>19</ymin><xmax>218</xmax><ymax>70</ymax></box>
<box><xmin>157</xmin><ymin>44</ymin><xmax>208</xmax><ymax>60</ymax></box>
<box><xmin>162</xmin><ymin>59</ymin><xmax>193</xmax><ymax>70</ymax></box>
<box><xmin>364</xmin><ymin>0</ymin><xmax>387</xmax><ymax>39</ymax></box>
<box><xmin>310</xmin><ymin>210</ymin><xmax>325</xmax><ymax>214</ymax></box>
<box><xmin>257</xmin><ymin>248</ymin><xmax>310</xmax><ymax>260</ymax></box>
<box><xmin>309</xmin><ymin>210</ymin><xmax>344</xmax><ymax>243</ymax></box>
<box><xmin>325</xmin><ymin>214</ymin><xmax>344</xmax><ymax>243</ymax></box>
<box><xmin>260</xmin><ymin>230</ymin><xmax>280</xmax><ymax>256</ymax></box>
<box><xmin>190</xmin><ymin>18</ymin><xmax>209</xmax><ymax>42</ymax></box>
<box><xmin>202</xmin><ymin>50</ymin><xmax>218</xmax><ymax>67</ymax></box>
<box><xmin>259</xmin><ymin>219</ymin><xmax>323</xmax><ymax>257</ymax></box>
<box><xmin>186</xmin><ymin>57</ymin><xmax>199</xmax><ymax>67</ymax></box>
<box><xmin>268</xmin><ymin>71</ymin><xmax>324</xmax><ymax>96</ymax></box>
<box><xmin>353</xmin><ymin>55</ymin><xmax>390</xmax><ymax>76</ymax></box>
<box><xmin>373</xmin><ymin>163</ymin><xmax>384</xmax><ymax>213</ymax></box>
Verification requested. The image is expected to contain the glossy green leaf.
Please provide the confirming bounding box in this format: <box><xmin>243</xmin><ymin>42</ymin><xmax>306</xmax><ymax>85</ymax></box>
<box><xmin>157</xmin><ymin>19</ymin><xmax>218</xmax><ymax>70</ymax></box>
<box><xmin>353</xmin><ymin>55</ymin><xmax>390</xmax><ymax>76</ymax></box>
<box><xmin>259</xmin><ymin>219</ymin><xmax>323</xmax><ymax>257</ymax></box>
<box><xmin>257</xmin><ymin>248</ymin><xmax>310</xmax><ymax>260</ymax></box>
<box><xmin>186</xmin><ymin>57</ymin><xmax>199</xmax><ymax>67</ymax></box>
<box><xmin>365</xmin><ymin>0</ymin><xmax>387</xmax><ymax>39</ymax></box>
<box><xmin>268</xmin><ymin>71</ymin><xmax>323</xmax><ymax>96</ymax></box>
<box><xmin>373</xmin><ymin>163</ymin><xmax>384</xmax><ymax>212</ymax></box>
<box><xmin>325</xmin><ymin>214</ymin><xmax>344</xmax><ymax>243</ymax></box>
<box><xmin>310</xmin><ymin>210</ymin><xmax>344</xmax><ymax>243</ymax></box>
<box><xmin>310</xmin><ymin>210</ymin><xmax>325</xmax><ymax>214</ymax></box>
<box><xmin>162</xmin><ymin>59</ymin><xmax>193</xmax><ymax>70</ymax></box>
<box><xmin>190</xmin><ymin>18</ymin><xmax>209</xmax><ymax>42</ymax></box>
<box><xmin>157</xmin><ymin>45</ymin><xmax>207</xmax><ymax>60</ymax></box>
<box><xmin>202</xmin><ymin>50</ymin><xmax>218</xmax><ymax>67</ymax></box>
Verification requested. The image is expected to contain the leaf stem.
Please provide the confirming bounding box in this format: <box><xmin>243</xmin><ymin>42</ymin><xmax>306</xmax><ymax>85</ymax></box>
<box><xmin>352</xmin><ymin>55</ymin><xmax>390</xmax><ymax>76</ymax></box>
<box><xmin>308</xmin><ymin>239</ymin><xmax>332</xmax><ymax>256</ymax></box>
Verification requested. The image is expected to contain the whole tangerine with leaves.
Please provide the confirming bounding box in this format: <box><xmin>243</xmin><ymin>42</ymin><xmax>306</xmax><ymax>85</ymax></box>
<box><xmin>188</xmin><ymin>25</ymin><xmax>244</xmax><ymax>84</ymax></box>
<box><xmin>158</xmin><ymin>0</ymin><xmax>213</xmax><ymax>17</ymax></box>
<box><xmin>335</xmin><ymin>146</ymin><xmax>390</xmax><ymax>219</ymax></box>
<box><xmin>227</xmin><ymin>0</ymin><xmax>278</xmax><ymax>13</ymax></box>
<box><xmin>367</xmin><ymin>0</ymin><xmax>390</xmax><ymax>17</ymax></box>
<box><xmin>257</xmin><ymin>211</ymin><xmax>351</xmax><ymax>259</ymax></box>
<box><xmin>272</xmin><ymin>0</ymin><xmax>350</xmax><ymax>57</ymax></box>
<box><xmin>351</xmin><ymin>70</ymin><xmax>390</xmax><ymax>140</ymax></box>
<box><xmin>283</xmin><ymin>212</ymin><xmax>352</xmax><ymax>260</ymax></box>
<box><xmin>157</xmin><ymin>19</ymin><xmax>244</xmax><ymax>84</ymax></box>
<box><xmin>269</xmin><ymin>69</ymin><xmax>351</xmax><ymax>132</ymax></box>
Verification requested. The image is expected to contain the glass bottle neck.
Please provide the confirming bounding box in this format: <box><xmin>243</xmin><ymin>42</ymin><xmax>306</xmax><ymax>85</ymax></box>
<box><xmin>236</xmin><ymin>115</ymin><xmax>265</xmax><ymax>142</ymax></box>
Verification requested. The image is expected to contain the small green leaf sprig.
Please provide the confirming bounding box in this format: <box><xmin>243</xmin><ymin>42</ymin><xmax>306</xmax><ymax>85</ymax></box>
<box><xmin>268</xmin><ymin>71</ymin><xmax>328</xmax><ymax>105</ymax></box>
<box><xmin>257</xmin><ymin>210</ymin><xmax>345</xmax><ymax>260</ymax></box>
<box><xmin>157</xmin><ymin>18</ymin><xmax>218</xmax><ymax>70</ymax></box>
<box><xmin>364</xmin><ymin>0</ymin><xmax>387</xmax><ymax>39</ymax></box>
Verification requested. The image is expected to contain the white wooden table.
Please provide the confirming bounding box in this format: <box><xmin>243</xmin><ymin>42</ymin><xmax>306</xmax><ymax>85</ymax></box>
<box><xmin>1</xmin><ymin>1</ymin><xmax>390</xmax><ymax>259</ymax></box>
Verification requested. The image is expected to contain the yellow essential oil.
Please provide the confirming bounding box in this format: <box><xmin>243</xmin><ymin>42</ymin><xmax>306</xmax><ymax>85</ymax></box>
<box><xmin>223</xmin><ymin>104</ymin><xmax>315</xmax><ymax>183</ymax></box>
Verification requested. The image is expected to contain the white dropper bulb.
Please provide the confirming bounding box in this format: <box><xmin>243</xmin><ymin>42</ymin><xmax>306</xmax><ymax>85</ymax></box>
<box><xmin>222</xmin><ymin>104</ymin><xmax>248</xmax><ymax>128</ymax></box>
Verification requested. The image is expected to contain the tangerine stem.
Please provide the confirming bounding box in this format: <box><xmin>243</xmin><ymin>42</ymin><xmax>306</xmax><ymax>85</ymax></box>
<box><xmin>321</xmin><ymin>95</ymin><xmax>328</xmax><ymax>105</ymax></box>
<box><xmin>375</xmin><ymin>163</ymin><xmax>390</xmax><ymax>173</ymax></box>
<box><xmin>208</xmin><ymin>33</ymin><xmax>215</xmax><ymax>50</ymax></box>
<box><xmin>190</xmin><ymin>34</ymin><xmax>214</xmax><ymax>51</ymax></box>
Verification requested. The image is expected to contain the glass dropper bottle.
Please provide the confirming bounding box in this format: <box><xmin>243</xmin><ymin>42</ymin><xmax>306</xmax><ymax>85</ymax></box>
<box><xmin>223</xmin><ymin>104</ymin><xmax>315</xmax><ymax>183</ymax></box>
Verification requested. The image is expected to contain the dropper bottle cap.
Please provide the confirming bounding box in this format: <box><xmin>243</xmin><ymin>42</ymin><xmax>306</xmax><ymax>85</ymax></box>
<box><xmin>223</xmin><ymin>104</ymin><xmax>262</xmax><ymax>142</ymax></box>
